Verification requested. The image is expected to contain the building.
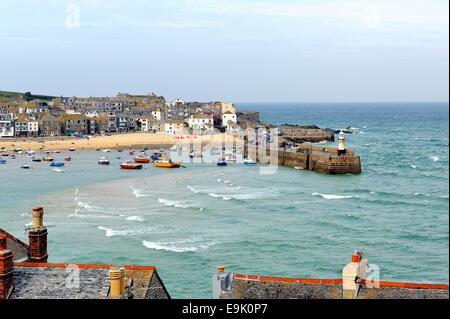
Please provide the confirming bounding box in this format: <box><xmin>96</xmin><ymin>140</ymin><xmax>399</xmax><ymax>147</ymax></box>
<box><xmin>62</xmin><ymin>114</ymin><xmax>89</xmax><ymax>135</ymax></box>
<box><xmin>0</xmin><ymin>112</ymin><xmax>14</xmax><ymax>138</ymax></box>
<box><xmin>38</xmin><ymin>114</ymin><xmax>61</xmax><ymax>137</ymax></box>
<box><xmin>154</xmin><ymin>120</ymin><xmax>185</xmax><ymax>135</ymax></box>
<box><xmin>212</xmin><ymin>251</ymin><xmax>449</xmax><ymax>299</ymax></box>
<box><xmin>222</xmin><ymin>111</ymin><xmax>237</xmax><ymax>129</ymax></box>
<box><xmin>188</xmin><ymin>114</ymin><xmax>214</xmax><ymax>131</ymax></box>
<box><xmin>0</xmin><ymin>208</ymin><xmax>170</xmax><ymax>299</ymax></box>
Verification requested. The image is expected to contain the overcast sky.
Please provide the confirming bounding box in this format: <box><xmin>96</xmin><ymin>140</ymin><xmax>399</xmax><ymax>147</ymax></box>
<box><xmin>0</xmin><ymin>0</ymin><xmax>448</xmax><ymax>102</ymax></box>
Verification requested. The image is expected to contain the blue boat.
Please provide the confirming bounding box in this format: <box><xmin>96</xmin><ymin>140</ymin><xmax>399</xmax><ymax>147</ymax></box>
<box><xmin>50</xmin><ymin>162</ymin><xmax>65</xmax><ymax>168</ymax></box>
<box><xmin>244</xmin><ymin>158</ymin><xmax>257</xmax><ymax>165</ymax></box>
<box><xmin>0</xmin><ymin>158</ymin><xmax>6</xmax><ymax>164</ymax></box>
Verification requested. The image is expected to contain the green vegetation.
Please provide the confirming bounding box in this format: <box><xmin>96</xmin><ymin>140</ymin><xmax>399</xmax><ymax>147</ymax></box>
<box><xmin>0</xmin><ymin>90</ymin><xmax>55</xmax><ymax>101</ymax></box>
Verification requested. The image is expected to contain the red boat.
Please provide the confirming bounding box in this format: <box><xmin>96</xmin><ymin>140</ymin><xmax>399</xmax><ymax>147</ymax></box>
<box><xmin>134</xmin><ymin>156</ymin><xmax>150</xmax><ymax>164</ymax></box>
<box><xmin>120</xmin><ymin>161</ymin><xmax>143</xmax><ymax>170</ymax></box>
<box><xmin>64</xmin><ymin>157</ymin><xmax>72</xmax><ymax>161</ymax></box>
<box><xmin>129</xmin><ymin>151</ymin><xmax>135</xmax><ymax>155</ymax></box>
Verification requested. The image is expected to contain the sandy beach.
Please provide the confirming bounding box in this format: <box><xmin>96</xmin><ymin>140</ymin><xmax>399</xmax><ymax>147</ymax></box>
<box><xmin>0</xmin><ymin>132</ymin><xmax>241</xmax><ymax>151</ymax></box>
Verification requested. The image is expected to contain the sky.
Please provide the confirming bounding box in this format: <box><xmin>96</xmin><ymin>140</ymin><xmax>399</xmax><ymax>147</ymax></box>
<box><xmin>0</xmin><ymin>0</ymin><xmax>448</xmax><ymax>102</ymax></box>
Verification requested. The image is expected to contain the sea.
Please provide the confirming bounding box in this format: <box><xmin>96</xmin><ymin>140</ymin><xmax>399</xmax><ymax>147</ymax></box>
<box><xmin>0</xmin><ymin>102</ymin><xmax>448</xmax><ymax>298</ymax></box>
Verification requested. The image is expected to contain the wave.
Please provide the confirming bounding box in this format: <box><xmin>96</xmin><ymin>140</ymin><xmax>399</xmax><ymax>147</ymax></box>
<box><xmin>430</xmin><ymin>156</ymin><xmax>440</xmax><ymax>162</ymax></box>
<box><xmin>142</xmin><ymin>236</ymin><xmax>217</xmax><ymax>253</ymax></box>
<box><xmin>69</xmin><ymin>212</ymin><xmax>111</xmax><ymax>219</ymax></box>
<box><xmin>77</xmin><ymin>200</ymin><xmax>104</xmax><ymax>213</ymax></box>
<box><xmin>410</xmin><ymin>164</ymin><xmax>417</xmax><ymax>169</ymax></box>
<box><xmin>126</xmin><ymin>216</ymin><xmax>145</xmax><ymax>222</ymax></box>
<box><xmin>97</xmin><ymin>226</ymin><xmax>147</xmax><ymax>237</ymax></box>
<box><xmin>312</xmin><ymin>193</ymin><xmax>355</xmax><ymax>200</ymax></box>
<box><xmin>187</xmin><ymin>186</ymin><xmax>200</xmax><ymax>194</ymax></box>
<box><xmin>158</xmin><ymin>198</ymin><xmax>198</xmax><ymax>209</ymax></box>
<box><xmin>131</xmin><ymin>186</ymin><xmax>150</xmax><ymax>198</ymax></box>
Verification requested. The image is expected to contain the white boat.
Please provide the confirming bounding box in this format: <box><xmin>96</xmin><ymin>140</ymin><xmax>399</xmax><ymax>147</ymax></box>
<box><xmin>98</xmin><ymin>156</ymin><xmax>110</xmax><ymax>165</ymax></box>
<box><xmin>294</xmin><ymin>166</ymin><xmax>304</xmax><ymax>170</ymax></box>
<box><xmin>20</xmin><ymin>164</ymin><xmax>30</xmax><ymax>169</ymax></box>
<box><xmin>52</xmin><ymin>168</ymin><xmax>64</xmax><ymax>173</ymax></box>
<box><xmin>102</xmin><ymin>149</ymin><xmax>111</xmax><ymax>153</ymax></box>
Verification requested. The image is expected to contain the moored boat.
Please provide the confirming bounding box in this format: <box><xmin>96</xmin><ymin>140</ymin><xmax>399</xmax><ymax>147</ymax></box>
<box><xmin>43</xmin><ymin>156</ymin><xmax>54</xmax><ymax>162</ymax></box>
<box><xmin>217</xmin><ymin>158</ymin><xmax>228</xmax><ymax>167</ymax></box>
<box><xmin>120</xmin><ymin>161</ymin><xmax>143</xmax><ymax>170</ymax></box>
<box><xmin>0</xmin><ymin>158</ymin><xmax>6</xmax><ymax>164</ymax></box>
<box><xmin>32</xmin><ymin>158</ymin><xmax>42</xmax><ymax>162</ymax></box>
<box><xmin>98</xmin><ymin>156</ymin><xmax>110</xmax><ymax>165</ymax></box>
<box><xmin>134</xmin><ymin>156</ymin><xmax>151</xmax><ymax>164</ymax></box>
<box><xmin>50</xmin><ymin>162</ymin><xmax>65</xmax><ymax>168</ymax></box>
<box><xmin>244</xmin><ymin>158</ymin><xmax>257</xmax><ymax>165</ymax></box>
<box><xmin>64</xmin><ymin>157</ymin><xmax>72</xmax><ymax>161</ymax></box>
<box><xmin>154</xmin><ymin>156</ymin><xmax>181</xmax><ymax>168</ymax></box>
<box><xmin>20</xmin><ymin>164</ymin><xmax>30</xmax><ymax>169</ymax></box>
<box><xmin>52</xmin><ymin>168</ymin><xmax>64</xmax><ymax>173</ymax></box>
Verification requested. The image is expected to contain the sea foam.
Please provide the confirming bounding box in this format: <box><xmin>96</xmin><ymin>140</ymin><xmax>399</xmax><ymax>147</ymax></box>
<box><xmin>312</xmin><ymin>193</ymin><xmax>355</xmax><ymax>200</ymax></box>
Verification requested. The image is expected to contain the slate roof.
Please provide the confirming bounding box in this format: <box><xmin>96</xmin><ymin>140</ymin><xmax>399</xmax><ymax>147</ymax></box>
<box><xmin>220</xmin><ymin>273</ymin><xmax>449</xmax><ymax>299</ymax></box>
<box><xmin>10</xmin><ymin>263</ymin><xmax>170</xmax><ymax>299</ymax></box>
<box><xmin>0</xmin><ymin>228</ymin><xmax>28</xmax><ymax>262</ymax></box>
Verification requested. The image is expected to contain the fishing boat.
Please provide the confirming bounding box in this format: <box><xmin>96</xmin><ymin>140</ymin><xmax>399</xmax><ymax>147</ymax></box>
<box><xmin>134</xmin><ymin>155</ymin><xmax>151</xmax><ymax>164</ymax></box>
<box><xmin>120</xmin><ymin>161</ymin><xmax>143</xmax><ymax>170</ymax></box>
<box><xmin>50</xmin><ymin>162</ymin><xmax>65</xmax><ymax>168</ymax></box>
<box><xmin>52</xmin><ymin>168</ymin><xmax>64</xmax><ymax>173</ymax></box>
<box><xmin>20</xmin><ymin>164</ymin><xmax>30</xmax><ymax>169</ymax></box>
<box><xmin>32</xmin><ymin>158</ymin><xmax>42</xmax><ymax>162</ymax></box>
<box><xmin>43</xmin><ymin>156</ymin><xmax>54</xmax><ymax>162</ymax></box>
<box><xmin>217</xmin><ymin>158</ymin><xmax>228</xmax><ymax>167</ymax></box>
<box><xmin>98</xmin><ymin>156</ymin><xmax>110</xmax><ymax>165</ymax></box>
<box><xmin>154</xmin><ymin>156</ymin><xmax>181</xmax><ymax>168</ymax></box>
<box><xmin>244</xmin><ymin>158</ymin><xmax>257</xmax><ymax>165</ymax></box>
<box><xmin>64</xmin><ymin>156</ymin><xmax>72</xmax><ymax>161</ymax></box>
<box><xmin>0</xmin><ymin>158</ymin><xmax>6</xmax><ymax>164</ymax></box>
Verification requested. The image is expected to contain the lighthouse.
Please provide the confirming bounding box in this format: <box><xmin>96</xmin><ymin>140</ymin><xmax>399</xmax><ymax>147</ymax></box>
<box><xmin>338</xmin><ymin>130</ymin><xmax>347</xmax><ymax>156</ymax></box>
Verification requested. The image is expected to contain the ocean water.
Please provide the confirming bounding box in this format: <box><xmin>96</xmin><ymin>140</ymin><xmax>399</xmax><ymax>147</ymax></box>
<box><xmin>0</xmin><ymin>102</ymin><xmax>448</xmax><ymax>298</ymax></box>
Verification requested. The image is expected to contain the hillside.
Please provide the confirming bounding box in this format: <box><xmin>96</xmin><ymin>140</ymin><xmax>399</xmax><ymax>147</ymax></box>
<box><xmin>0</xmin><ymin>90</ymin><xmax>55</xmax><ymax>101</ymax></box>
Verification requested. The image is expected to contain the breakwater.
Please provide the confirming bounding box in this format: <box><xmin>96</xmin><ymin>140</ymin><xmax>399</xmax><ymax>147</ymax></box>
<box><xmin>246</xmin><ymin>144</ymin><xmax>362</xmax><ymax>174</ymax></box>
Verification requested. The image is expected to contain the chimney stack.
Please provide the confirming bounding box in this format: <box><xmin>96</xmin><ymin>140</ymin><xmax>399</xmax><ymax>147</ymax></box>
<box><xmin>28</xmin><ymin>207</ymin><xmax>48</xmax><ymax>263</ymax></box>
<box><xmin>0</xmin><ymin>234</ymin><xmax>14</xmax><ymax>299</ymax></box>
<box><xmin>109</xmin><ymin>267</ymin><xmax>126</xmax><ymax>298</ymax></box>
<box><xmin>342</xmin><ymin>250</ymin><xmax>368</xmax><ymax>299</ymax></box>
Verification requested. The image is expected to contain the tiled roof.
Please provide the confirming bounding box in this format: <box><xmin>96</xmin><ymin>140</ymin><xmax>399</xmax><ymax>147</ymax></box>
<box><xmin>10</xmin><ymin>263</ymin><xmax>170</xmax><ymax>299</ymax></box>
<box><xmin>0</xmin><ymin>228</ymin><xmax>28</xmax><ymax>262</ymax></box>
<box><xmin>220</xmin><ymin>273</ymin><xmax>449</xmax><ymax>299</ymax></box>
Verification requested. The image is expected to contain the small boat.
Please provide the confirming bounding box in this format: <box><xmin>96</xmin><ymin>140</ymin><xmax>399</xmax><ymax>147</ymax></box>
<box><xmin>134</xmin><ymin>156</ymin><xmax>151</xmax><ymax>164</ymax></box>
<box><xmin>20</xmin><ymin>164</ymin><xmax>30</xmax><ymax>169</ymax></box>
<box><xmin>52</xmin><ymin>168</ymin><xmax>64</xmax><ymax>173</ymax></box>
<box><xmin>120</xmin><ymin>161</ymin><xmax>143</xmax><ymax>170</ymax></box>
<box><xmin>217</xmin><ymin>159</ymin><xmax>228</xmax><ymax>167</ymax></box>
<box><xmin>10</xmin><ymin>154</ymin><xmax>15</xmax><ymax>159</ymax></box>
<box><xmin>1</xmin><ymin>152</ymin><xmax>9</xmax><ymax>157</ymax></box>
<box><xmin>129</xmin><ymin>150</ymin><xmax>135</xmax><ymax>155</ymax></box>
<box><xmin>117</xmin><ymin>149</ymin><xmax>123</xmax><ymax>153</ymax></box>
<box><xmin>244</xmin><ymin>158</ymin><xmax>257</xmax><ymax>165</ymax></box>
<box><xmin>98</xmin><ymin>156</ymin><xmax>110</xmax><ymax>165</ymax></box>
<box><xmin>64</xmin><ymin>157</ymin><xmax>72</xmax><ymax>161</ymax></box>
<box><xmin>32</xmin><ymin>158</ymin><xmax>42</xmax><ymax>162</ymax></box>
<box><xmin>26</xmin><ymin>150</ymin><xmax>35</xmax><ymax>156</ymax></box>
<box><xmin>52</xmin><ymin>150</ymin><xmax>61</xmax><ymax>154</ymax></box>
<box><xmin>44</xmin><ymin>151</ymin><xmax>50</xmax><ymax>155</ymax></box>
<box><xmin>43</xmin><ymin>156</ymin><xmax>54</xmax><ymax>162</ymax></box>
<box><xmin>170</xmin><ymin>145</ymin><xmax>178</xmax><ymax>151</ymax></box>
<box><xmin>0</xmin><ymin>158</ymin><xmax>6</xmax><ymax>164</ymax></box>
<box><xmin>96</xmin><ymin>148</ymin><xmax>100</xmax><ymax>152</ymax></box>
<box><xmin>294</xmin><ymin>166</ymin><xmax>304</xmax><ymax>170</ymax></box>
<box><xmin>50</xmin><ymin>162</ymin><xmax>65</xmax><ymax>168</ymax></box>
<box><xmin>69</xmin><ymin>148</ymin><xmax>76</xmax><ymax>152</ymax></box>
<box><xmin>102</xmin><ymin>149</ymin><xmax>111</xmax><ymax>153</ymax></box>
<box><xmin>154</xmin><ymin>156</ymin><xmax>181</xmax><ymax>168</ymax></box>
<box><xmin>14</xmin><ymin>147</ymin><xmax>22</xmax><ymax>153</ymax></box>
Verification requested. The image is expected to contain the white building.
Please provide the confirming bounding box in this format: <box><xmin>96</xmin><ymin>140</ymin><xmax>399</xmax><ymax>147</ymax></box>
<box><xmin>0</xmin><ymin>120</ymin><xmax>14</xmax><ymax>137</ymax></box>
<box><xmin>188</xmin><ymin>114</ymin><xmax>214</xmax><ymax>131</ymax></box>
<box><xmin>222</xmin><ymin>111</ymin><xmax>237</xmax><ymax>127</ymax></box>
<box><xmin>27</xmin><ymin>122</ymin><xmax>39</xmax><ymax>136</ymax></box>
<box><xmin>152</xmin><ymin>108</ymin><xmax>162</xmax><ymax>121</ymax></box>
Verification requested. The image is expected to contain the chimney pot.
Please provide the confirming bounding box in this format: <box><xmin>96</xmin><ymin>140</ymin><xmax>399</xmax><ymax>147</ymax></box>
<box><xmin>109</xmin><ymin>268</ymin><xmax>123</xmax><ymax>298</ymax></box>
<box><xmin>32</xmin><ymin>207</ymin><xmax>44</xmax><ymax>229</ymax></box>
<box><xmin>216</xmin><ymin>266</ymin><xmax>225</xmax><ymax>273</ymax></box>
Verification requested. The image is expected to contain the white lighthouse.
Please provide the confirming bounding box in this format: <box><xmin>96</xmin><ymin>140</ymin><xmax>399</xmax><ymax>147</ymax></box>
<box><xmin>338</xmin><ymin>130</ymin><xmax>346</xmax><ymax>155</ymax></box>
